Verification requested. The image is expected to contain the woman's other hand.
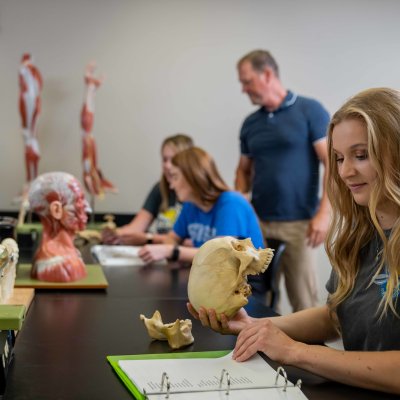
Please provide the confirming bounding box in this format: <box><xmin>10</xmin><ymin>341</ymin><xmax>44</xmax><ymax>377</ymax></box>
<box><xmin>101</xmin><ymin>227</ymin><xmax>121</xmax><ymax>244</ymax></box>
<box><xmin>233</xmin><ymin>319</ymin><xmax>300</xmax><ymax>364</ymax></box>
<box><xmin>138</xmin><ymin>244</ymin><xmax>172</xmax><ymax>263</ymax></box>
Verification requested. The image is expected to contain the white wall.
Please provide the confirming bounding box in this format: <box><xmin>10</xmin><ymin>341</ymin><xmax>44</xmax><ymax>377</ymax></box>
<box><xmin>1</xmin><ymin>0</ymin><xmax>400</xmax><ymax>309</ymax></box>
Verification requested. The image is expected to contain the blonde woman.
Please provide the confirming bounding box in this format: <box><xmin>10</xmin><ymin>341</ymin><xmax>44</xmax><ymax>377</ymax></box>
<box><xmin>102</xmin><ymin>134</ymin><xmax>193</xmax><ymax>245</ymax></box>
<box><xmin>189</xmin><ymin>88</ymin><xmax>400</xmax><ymax>394</ymax></box>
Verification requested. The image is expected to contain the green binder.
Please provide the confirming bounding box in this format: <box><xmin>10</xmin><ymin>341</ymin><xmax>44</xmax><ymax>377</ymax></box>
<box><xmin>107</xmin><ymin>350</ymin><xmax>230</xmax><ymax>400</ymax></box>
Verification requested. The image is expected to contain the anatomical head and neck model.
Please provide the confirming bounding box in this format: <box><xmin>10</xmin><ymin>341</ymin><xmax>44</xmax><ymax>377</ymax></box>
<box><xmin>29</xmin><ymin>172</ymin><xmax>91</xmax><ymax>282</ymax></box>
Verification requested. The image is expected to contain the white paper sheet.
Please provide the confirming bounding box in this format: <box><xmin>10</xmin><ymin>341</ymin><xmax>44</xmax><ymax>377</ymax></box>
<box><xmin>91</xmin><ymin>245</ymin><xmax>166</xmax><ymax>267</ymax></box>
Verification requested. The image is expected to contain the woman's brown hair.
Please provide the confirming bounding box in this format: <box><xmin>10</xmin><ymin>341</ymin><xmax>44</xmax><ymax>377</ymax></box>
<box><xmin>172</xmin><ymin>147</ymin><xmax>229</xmax><ymax>208</ymax></box>
<box><xmin>159</xmin><ymin>134</ymin><xmax>193</xmax><ymax>211</ymax></box>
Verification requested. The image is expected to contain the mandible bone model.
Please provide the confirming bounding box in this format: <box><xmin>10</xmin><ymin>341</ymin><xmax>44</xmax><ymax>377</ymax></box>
<box><xmin>140</xmin><ymin>310</ymin><xmax>194</xmax><ymax>350</ymax></box>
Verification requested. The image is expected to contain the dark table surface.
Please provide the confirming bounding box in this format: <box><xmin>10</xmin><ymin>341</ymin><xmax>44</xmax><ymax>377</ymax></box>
<box><xmin>3</xmin><ymin>255</ymin><xmax>398</xmax><ymax>399</ymax></box>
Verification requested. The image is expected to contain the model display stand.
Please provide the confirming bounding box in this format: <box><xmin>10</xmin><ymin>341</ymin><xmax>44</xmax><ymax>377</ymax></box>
<box><xmin>15</xmin><ymin>264</ymin><xmax>108</xmax><ymax>289</ymax></box>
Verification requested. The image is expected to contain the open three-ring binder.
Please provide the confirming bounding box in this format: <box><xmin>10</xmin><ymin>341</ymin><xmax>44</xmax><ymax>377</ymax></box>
<box><xmin>107</xmin><ymin>350</ymin><xmax>308</xmax><ymax>399</ymax></box>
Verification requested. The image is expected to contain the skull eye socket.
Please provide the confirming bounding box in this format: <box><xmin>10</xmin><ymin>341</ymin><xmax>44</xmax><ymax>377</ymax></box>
<box><xmin>232</xmin><ymin>242</ymin><xmax>244</xmax><ymax>251</ymax></box>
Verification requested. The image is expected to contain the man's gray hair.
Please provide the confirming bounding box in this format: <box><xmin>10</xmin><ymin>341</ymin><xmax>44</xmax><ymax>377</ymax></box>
<box><xmin>238</xmin><ymin>50</ymin><xmax>279</xmax><ymax>77</ymax></box>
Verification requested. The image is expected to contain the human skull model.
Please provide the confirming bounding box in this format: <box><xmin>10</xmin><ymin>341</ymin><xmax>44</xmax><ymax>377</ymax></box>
<box><xmin>188</xmin><ymin>236</ymin><xmax>274</xmax><ymax>319</ymax></box>
<box><xmin>140</xmin><ymin>310</ymin><xmax>194</xmax><ymax>350</ymax></box>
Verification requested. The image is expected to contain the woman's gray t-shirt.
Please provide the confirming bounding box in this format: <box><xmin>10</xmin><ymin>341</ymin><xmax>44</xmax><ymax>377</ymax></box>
<box><xmin>142</xmin><ymin>182</ymin><xmax>181</xmax><ymax>234</ymax></box>
<box><xmin>326</xmin><ymin>233</ymin><xmax>400</xmax><ymax>351</ymax></box>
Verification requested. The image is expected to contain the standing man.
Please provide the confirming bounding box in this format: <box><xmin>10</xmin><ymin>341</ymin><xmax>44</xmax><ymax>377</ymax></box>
<box><xmin>235</xmin><ymin>50</ymin><xmax>330</xmax><ymax>311</ymax></box>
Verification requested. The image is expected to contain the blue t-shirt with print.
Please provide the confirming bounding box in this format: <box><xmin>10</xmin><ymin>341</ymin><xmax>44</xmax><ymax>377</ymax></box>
<box><xmin>240</xmin><ymin>91</ymin><xmax>330</xmax><ymax>221</ymax></box>
<box><xmin>173</xmin><ymin>191</ymin><xmax>264</xmax><ymax>248</ymax></box>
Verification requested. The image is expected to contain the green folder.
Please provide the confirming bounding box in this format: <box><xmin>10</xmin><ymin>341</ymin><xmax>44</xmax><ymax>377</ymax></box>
<box><xmin>107</xmin><ymin>350</ymin><xmax>230</xmax><ymax>400</ymax></box>
<box><xmin>0</xmin><ymin>305</ymin><xmax>26</xmax><ymax>330</ymax></box>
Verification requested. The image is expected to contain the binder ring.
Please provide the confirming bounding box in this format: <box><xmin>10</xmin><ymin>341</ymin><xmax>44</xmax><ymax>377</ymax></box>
<box><xmin>160</xmin><ymin>372</ymin><xmax>171</xmax><ymax>399</ymax></box>
<box><xmin>275</xmin><ymin>366</ymin><xmax>288</xmax><ymax>392</ymax></box>
<box><xmin>219</xmin><ymin>368</ymin><xmax>231</xmax><ymax>395</ymax></box>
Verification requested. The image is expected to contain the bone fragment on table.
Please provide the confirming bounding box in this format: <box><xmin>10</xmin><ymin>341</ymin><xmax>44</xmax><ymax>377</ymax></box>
<box><xmin>140</xmin><ymin>310</ymin><xmax>194</xmax><ymax>349</ymax></box>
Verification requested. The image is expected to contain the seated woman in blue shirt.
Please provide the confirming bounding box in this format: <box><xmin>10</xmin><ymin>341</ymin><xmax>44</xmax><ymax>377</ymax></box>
<box><xmin>138</xmin><ymin>147</ymin><xmax>264</xmax><ymax>263</ymax></box>
<box><xmin>102</xmin><ymin>134</ymin><xmax>193</xmax><ymax>245</ymax></box>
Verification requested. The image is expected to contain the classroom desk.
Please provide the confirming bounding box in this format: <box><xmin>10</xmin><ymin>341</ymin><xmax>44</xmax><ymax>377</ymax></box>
<box><xmin>3</xmin><ymin>261</ymin><xmax>398</xmax><ymax>400</ymax></box>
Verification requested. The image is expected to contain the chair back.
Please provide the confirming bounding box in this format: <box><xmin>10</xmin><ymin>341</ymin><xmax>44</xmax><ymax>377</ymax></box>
<box><xmin>249</xmin><ymin>238</ymin><xmax>286</xmax><ymax>310</ymax></box>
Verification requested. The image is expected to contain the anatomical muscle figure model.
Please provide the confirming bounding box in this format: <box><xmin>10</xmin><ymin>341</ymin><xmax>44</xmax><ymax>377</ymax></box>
<box><xmin>28</xmin><ymin>172</ymin><xmax>91</xmax><ymax>282</ymax></box>
<box><xmin>19</xmin><ymin>53</ymin><xmax>43</xmax><ymax>183</ymax></box>
<box><xmin>81</xmin><ymin>62</ymin><xmax>117</xmax><ymax>198</ymax></box>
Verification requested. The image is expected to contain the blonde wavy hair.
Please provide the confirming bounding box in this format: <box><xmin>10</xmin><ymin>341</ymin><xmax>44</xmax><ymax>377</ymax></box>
<box><xmin>159</xmin><ymin>134</ymin><xmax>194</xmax><ymax>212</ymax></box>
<box><xmin>326</xmin><ymin>88</ymin><xmax>400</xmax><ymax>317</ymax></box>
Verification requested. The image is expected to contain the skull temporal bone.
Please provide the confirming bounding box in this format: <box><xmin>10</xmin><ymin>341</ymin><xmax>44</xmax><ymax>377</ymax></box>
<box><xmin>188</xmin><ymin>236</ymin><xmax>274</xmax><ymax>319</ymax></box>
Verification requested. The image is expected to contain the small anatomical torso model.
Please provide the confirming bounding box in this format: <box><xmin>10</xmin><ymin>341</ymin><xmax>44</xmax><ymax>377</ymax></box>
<box><xmin>188</xmin><ymin>237</ymin><xmax>274</xmax><ymax>319</ymax></box>
<box><xmin>19</xmin><ymin>53</ymin><xmax>43</xmax><ymax>183</ymax></box>
<box><xmin>29</xmin><ymin>172</ymin><xmax>90</xmax><ymax>282</ymax></box>
<box><xmin>81</xmin><ymin>62</ymin><xmax>117</xmax><ymax>197</ymax></box>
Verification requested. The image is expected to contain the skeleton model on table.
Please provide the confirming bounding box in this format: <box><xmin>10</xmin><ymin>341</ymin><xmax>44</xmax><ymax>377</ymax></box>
<box><xmin>0</xmin><ymin>238</ymin><xmax>19</xmax><ymax>303</ymax></box>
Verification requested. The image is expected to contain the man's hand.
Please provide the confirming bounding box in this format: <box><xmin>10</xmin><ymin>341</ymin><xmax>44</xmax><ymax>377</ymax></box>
<box><xmin>306</xmin><ymin>210</ymin><xmax>330</xmax><ymax>248</ymax></box>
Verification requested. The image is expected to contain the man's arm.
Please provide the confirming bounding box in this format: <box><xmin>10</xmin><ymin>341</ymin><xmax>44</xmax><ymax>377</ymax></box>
<box><xmin>314</xmin><ymin>138</ymin><xmax>331</xmax><ymax>214</ymax></box>
<box><xmin>234</xmin><ymin>155</ymin><xmax>253</xmax><ymax>195</ymax></box>
<box><xmin>102</xmin><ymin>209</ymin><xmax>164</xmax><ymax>245</ymax></box>
<box><xmin>307</xmin><ymin>138</ymin><xmax>331</xmax><ymax>247</ymax></box>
